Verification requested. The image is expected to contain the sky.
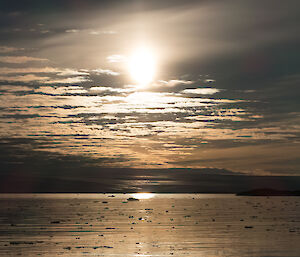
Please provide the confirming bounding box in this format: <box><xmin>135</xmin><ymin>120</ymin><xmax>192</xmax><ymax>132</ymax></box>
<box><xmin>0</xmin><ymin>0</ymin><xmax>299</xmax><ymax>191</ymax></box>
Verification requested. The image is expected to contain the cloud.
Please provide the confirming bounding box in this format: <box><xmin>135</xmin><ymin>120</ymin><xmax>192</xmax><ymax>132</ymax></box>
<box><xmin>106</xmin><ymin>55</ymin><xmax>126</xmax><ymax>63</ymax></box>
<box><xmin>0</xmin><ymin>67</ymin><xmax>58</xmax><ymax>74</ymax></box>
<box><xmin>100</xmin><ymin>30</ymin><xmax>117</xmax><ymax>34</ymax></box>
<box><xmin>56</xmin><ymin>69</ymin><xmax>89</xmax><ymax>76</ymax></box>
<box><xmin>0</xmin><ymin>46</ymin><xmax>24</xmax><ymax>53</ymax></box>
<box><xmin>40</xmin><ymin>30</ymin><xmax>50</xmax><ymax>34</ymax></box>
<box><xmin>90</xmin><ymin>86</ymin><xmax>133</xmax><ymax>93</ymax></box>
<box><xmin>89</xmin><ymin>30</ymin><xmax>117</xmax><ymax>35</ymax></box>
<box><xmin>89</xmin><ymin>30</ymin><xmax>99</xmax><ymax>35</ymax></box>
<box><xmin>0</xmin><ymin>74</ymin><xmax>50</xmax><ymax>82</ymax></box>
<box><xmin>182</xmin><ymin>88</ymin><xmax>220</xmax><ymax>95</ymax></box>
<box><xmin>0</xmin><ymin>66</ymin><xmax>120</xmax><ymax>84</ymax></box>
<box><xmin>0</xmin><ymin>74</ymin><xmax>89</xmax><ymax>84</ymax></box>
<box><xmin>65</xmin><ymin>29</ymin><xmax>117</xmax><ymax>35</ymax></box>
<box><xmin>89</xmin><ymin>86</ymin><xmax>109</xmax><ymax>92</ymax></box>
<box><xmin>155</xmin><ymin>79</ymin><xmax>193</xmax><ymax>87</ymax></box>
<box><xmin>0</xmin><ymin>67</ymin><xmax>89</xmax><ymax>76</ymax></box>
<box><xmin>65</xmin><ymin>29</ymin><xmax>80</xmax><ymax>33</ymax></box>
<box><xmin>92</xmin><ymin>68</ymin><xmax>120</xmax><ymax>76</ymax></box>
<box><xmin>0</xmin><ymin>56</ymin><xmax>48</xmax><ymax>63</ymax></box>
<box><xmin>43</xmin><ymin>76</ymin><xmax>90</xmax><ymax>84</ymax></box>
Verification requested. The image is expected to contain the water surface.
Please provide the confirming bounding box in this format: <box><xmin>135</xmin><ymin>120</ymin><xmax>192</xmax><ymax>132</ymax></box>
<box><xmin>0</xmin><ymin>194</ymin><xmax>299</xmax><ymax>256</ymax></box>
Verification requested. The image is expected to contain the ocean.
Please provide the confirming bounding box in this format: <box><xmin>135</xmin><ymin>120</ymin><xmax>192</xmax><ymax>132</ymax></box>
<box><xmin>0</xmin><ymin>193</ymin><xmax>299</xmax><ymax>256</ymax></box>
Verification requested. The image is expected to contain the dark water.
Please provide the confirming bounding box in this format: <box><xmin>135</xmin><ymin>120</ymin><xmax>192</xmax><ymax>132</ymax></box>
<box><xmin>0</xmin><ymin>194</ymin><xmax>299</xmax><ymax>256</ymax></box>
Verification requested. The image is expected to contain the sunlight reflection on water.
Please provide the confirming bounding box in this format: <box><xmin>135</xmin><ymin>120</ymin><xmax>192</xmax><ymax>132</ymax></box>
<box><xmin>130</xmin><ymin>193</ymin><xmax>156</xmax><ymax>199</ymax></box>
<box><xmin>0</xmin><ymin>194</ymin><xmax>299</xmax><ymax>256</ymax></box>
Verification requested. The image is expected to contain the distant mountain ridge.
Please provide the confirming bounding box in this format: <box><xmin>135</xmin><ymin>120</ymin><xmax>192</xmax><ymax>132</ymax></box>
<box><xmin>236</xmin><ymin>188</ymin><xmax>300</xmax><ymax>196</ymax></box>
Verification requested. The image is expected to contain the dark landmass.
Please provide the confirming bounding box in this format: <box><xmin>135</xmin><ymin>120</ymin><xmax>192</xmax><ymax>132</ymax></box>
<box><xmin>1</xmin><ymin>139</ymin><xmax>300</xmax><ymax>193</ymax></box>
<box><xmin>0</xmin><ymin>167</ymin><xmax>300</xmax><ymax>193</ymax></box>
<box><xmin>237</xmin><ymin>188</ymin><xmax>300</xmax><ymax>196</ymax></box>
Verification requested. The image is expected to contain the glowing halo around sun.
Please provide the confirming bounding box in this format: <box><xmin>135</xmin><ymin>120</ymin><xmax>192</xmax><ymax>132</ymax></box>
<box><xmin>128</xmin><ymin>46</ymin><xmax>156</xmax><ymax>87</ymax></box>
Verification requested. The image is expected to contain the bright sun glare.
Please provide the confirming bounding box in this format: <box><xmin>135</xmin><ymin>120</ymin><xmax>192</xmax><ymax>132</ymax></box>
<box><xmin>130</xmin><ymin>193</ymin><xmax>155</xmax><ymax>199</ymax></box>
<box><xmin>128</xmin><ymin>47</ymin><xmax>156</xmax><ymax>86</ymax></box>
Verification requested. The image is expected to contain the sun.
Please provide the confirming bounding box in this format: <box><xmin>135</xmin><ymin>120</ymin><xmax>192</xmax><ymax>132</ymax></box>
<box><xmin>128</xmin><ymin>46</ymin><xmax>156</xmax><ymax>86</ymax></box>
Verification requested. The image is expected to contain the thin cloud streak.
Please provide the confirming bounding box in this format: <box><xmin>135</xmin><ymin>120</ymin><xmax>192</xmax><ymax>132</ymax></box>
<box><xmin>92</xmin><ymin>68</ymin><xmax>120</xmax><ymax>76</ymax></box>
<box><xmin>106</xmin><ymin>55</ymin><xmax>126</xmax><ymax>63</ymax></box>
<box><xmin>155</xmin><ymin>79</ymin><xmax>193</xmax><ymax>87</ymax></box>
<box><xmin>182</xmin><ymin>88</ymin><xmax>220</xmax><ymax>95</ymax></box>
<box><xmin>0</xmin><ymin>46</ymin><xmax>24</xmax><ymax>53</ymax></box>
<box><xmin>0</xmin><ymin>56</ymin><xmax>48</xmax><ymax>63</ymax></box>
<box><xmin>0</xmin><ymin>67</ymin><xmax>88</xmax><ymax>75</ymax></box>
